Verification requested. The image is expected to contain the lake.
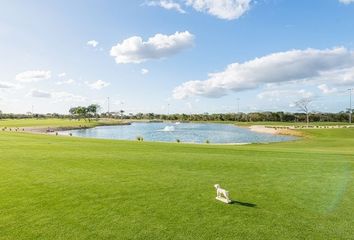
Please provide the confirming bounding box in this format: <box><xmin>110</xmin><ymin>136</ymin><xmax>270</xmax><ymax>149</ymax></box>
<box><xmin>60</xmin><ymin>122</ymin><xmax>296</xmax><ymax>144</ymax></box>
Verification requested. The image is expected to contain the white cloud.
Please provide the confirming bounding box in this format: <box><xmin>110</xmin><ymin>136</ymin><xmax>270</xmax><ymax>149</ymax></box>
<box><xmin>339</xmin><ymin>0</ymin><xmax>354</xmax><ymax>4</ymax></box>
<box><xmin>29</xmin><ymin>89</ymin><xmax>52</xmax><ymax>98</ymax></box>
<box><xmin>297</xmin><ymin>89</ymin><xmax>314</xmax><ymax>98</ymax></box>
<box><xmin>341</xmin><ymin>68</ymin><xmax>354</xmax><ymax>84</ymax></box>
<box><xmin>16</xmin><ymin>70</ymin><xmax>51</xmax><ymax>83</ymax></box>
<box><xmin>110</xmin><ymin>31</ymin><xmax>194</xmax><ymax>64</ymax></box>
<box><xmin>87</xmin><ymin>40</ymin><xmax>99</xmax><ymax>48</ymax></box>
<box><xmin>145</xmin><ymin>0</ymin><xmax>252</xmax><ymax>20</ymax></box>
<box><xmin>86</xmin><ymin>80</ymin><xmax>110</xmax><ymax>90</ymax></box>
<box><xmin>56</xmin><ymin>79</ymin><xmax>75</xmax><ymax>85</ymax></box>
<box><xmin>27</xmin><ymin>89</ymin><xmax>86</xmax><ymax>102</ymax></box>
<box><xmin>0</xmin><ymin>81</ymin><xmax>16</xmax><ymax>89</ymax></box>
<box><xmin>257</xmin><ymin>89</ymin><xmax>314</xmax><ymax>102</ymax></box>
<box><xmin>173</xmin><ymin>47</ymin><xmax>354</xmax><ymax>99</ymax></box>
<box><xmin>315</xmin><ymin>67</ymin><xmax>354</xmax><ymax>86</ymax></box>
<box><xmin>52</xmin><ymin>92</ymin><xmax>86</xmax><ymax>102</ymax></box>
<box><xmin>185</xmin><ymin>0</ymin><xmax>252</xmax><ymax>20</ymax></box>
<box><xmin>141</xmin><ymin>68</ymin><xmax>149</xmax><ymax>75</ymax></box>
<box><xmin>318</xmin><ymin>84</ymin><xmax>338</xmax><ymax>94</ymax></box>
<box><xmin>58</xmin><ymin>72</ymin><xmax>66</xmax><ymax>78</ymax></box>
<box><xmin>146</xmin><ymin>0</ymin><xmax>186</xmax><ymax>13</ymax></box>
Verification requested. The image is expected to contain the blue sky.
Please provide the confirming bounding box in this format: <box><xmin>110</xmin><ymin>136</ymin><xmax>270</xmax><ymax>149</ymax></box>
<box><xmin>0</xmin><ymin>0</ymin><xmax>354</xmax><ymax>114</ymax></box>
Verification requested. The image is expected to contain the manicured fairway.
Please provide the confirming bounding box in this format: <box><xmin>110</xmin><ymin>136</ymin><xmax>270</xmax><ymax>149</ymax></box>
<box><xmin>0</xmin><ymin>123</ymin><xmax>353</xmax><ymax>239</ymax></box>
<box><xmin>0</xmin><ymin>118</ymin><xmax>122</xmax><ymax>128</ymax></box>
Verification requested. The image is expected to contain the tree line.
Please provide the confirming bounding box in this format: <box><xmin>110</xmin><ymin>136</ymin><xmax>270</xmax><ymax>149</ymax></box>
<box><xmin>69</xmin><ymin>104</ymin><xmax>100</xmax><ymax>120</ymax></box>
<box><xmin>0</xmin><ymin>107</ymin><xmax>352</xmax><ymax>123</ymax></box>
<box><xmin>118</xmin><ymin>111</ymin><xmax>351</xmax><ymax>123</ymax></box>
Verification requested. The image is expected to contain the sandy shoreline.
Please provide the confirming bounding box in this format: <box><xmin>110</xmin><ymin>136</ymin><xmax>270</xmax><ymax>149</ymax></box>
<box><xmin>11</xmin><ymin>122</ymin><xmax>131</xmax><ymax>135</ymax></box>
<box><xmin>249</xmin><ymin>124</ymin><xmax>354</xmax><ymax>137</ymax></box>
<box><xmin>249</xmin><ymin>125</ymin><xmax>304</xmax><ymax>137</ymax></box>
<box><xmin>23</xmin><ymin>126</ymin><xmax>93</xmax><ymax>133</ymax></box>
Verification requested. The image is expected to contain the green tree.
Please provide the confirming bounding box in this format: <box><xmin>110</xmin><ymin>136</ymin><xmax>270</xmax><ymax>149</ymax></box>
<box><xmin>69</xmin><ymin>106</ymin><xmax>87</xmax><ymax>120</ymax></box>
<box><xmin>87</xmin><ymin>104</ymin><xmax>101</xmax><ymax>118</ymax></box>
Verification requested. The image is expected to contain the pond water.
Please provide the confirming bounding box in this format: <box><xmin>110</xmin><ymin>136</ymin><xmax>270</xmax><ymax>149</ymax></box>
<box><xmin>60</xmin><ymin>122</ymin><xmax>296</xmax><ymax>144</ymax></box>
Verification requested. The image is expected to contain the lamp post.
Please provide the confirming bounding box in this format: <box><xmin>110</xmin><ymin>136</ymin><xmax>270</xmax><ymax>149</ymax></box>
<box><xmin>349</xmin><ymin>88</ymin><xmax>353</xmax><ymax>124</ymax></box>
<box><xmin>120</xmin><ymin>101</ymin><xmax>124</xmax><ymax>120</ymax></box>
<box><xmin>107</xmin><ymin>97</ymin><xmax>110</xmax><ymax>114</ymax></box>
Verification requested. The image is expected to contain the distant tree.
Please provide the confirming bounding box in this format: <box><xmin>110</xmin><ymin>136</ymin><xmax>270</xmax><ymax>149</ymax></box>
<box><xmin>120</xmin><ymin>110</ymin><xmax>125</xmax><ymax>120</ymax></box>
<box><xmin>69</xmin><ymin>104</ymin><xmax>101</xmax><ymax>120</ymax></box>
<box><xmin>69</xmin><ymin>106</ymin><xmax>90</xmax><ymax>120</ymax></box>
<box><xmin>87</xmin><ymin>104</ymin><xmax>101</xmax><ymax>118</ymax></box>
<box><xmin>136</xmin><ymin>113</ymin><xmax>144</xmax><ymax>119</ymax></box>
<box><xmin>69</xmin><ymin>107</ymin><xmax>77</xmax><ymax>115</ymax></box>
<box><xmin>294</xmin><ymin>98</ymin><xmax>313</xmax><ymax>126</ymax></box>
<box><xmin>77</xmin><ymin>107</ymin><xmax>87</xmax><ymax>119</ymax></box>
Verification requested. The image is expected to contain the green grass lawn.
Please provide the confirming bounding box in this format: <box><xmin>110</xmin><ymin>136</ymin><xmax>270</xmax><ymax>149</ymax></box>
<box><xmin>0</xmin><ymin>118</ymin><xmax>125</xmax><ymax>128</ymax></box>
<box><xmin>0</xmin><ymin>120</ymin><xmax>353</xmax><ymax>239</ymax></box>
<box><xmin>234</xmin><ymin>121</ymin><xmax>354</xmax><ymax>127</ymax></box>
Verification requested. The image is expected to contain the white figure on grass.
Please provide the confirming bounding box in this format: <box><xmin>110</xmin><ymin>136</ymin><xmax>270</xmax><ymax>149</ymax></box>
<box><xmin>214</xmin><ymin>184</ymin><xmax>232</xmax><ymax>204</ymax></box>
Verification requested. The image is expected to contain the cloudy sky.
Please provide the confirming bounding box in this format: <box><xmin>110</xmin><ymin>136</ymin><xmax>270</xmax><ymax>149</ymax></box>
<box><xmin>1</xmin><ymin>0</ymin><xmax>354</xmax><ymax>114</ymax></box>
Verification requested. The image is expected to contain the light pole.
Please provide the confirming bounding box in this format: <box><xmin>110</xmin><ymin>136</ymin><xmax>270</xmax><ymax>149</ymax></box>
<box><xmin>107</xmin><ymin>97</ymin><xmax>110</xmax><ymax>115</ymax></box>
<box><xmin>349</xmin><ymin>88</ymin><xmax>353</xmax><ymax>124</ymax></box>
<box><xmin>120</xmin><ymin>101</ymin><xmax>124</xmax><ymax>120</ymax></box>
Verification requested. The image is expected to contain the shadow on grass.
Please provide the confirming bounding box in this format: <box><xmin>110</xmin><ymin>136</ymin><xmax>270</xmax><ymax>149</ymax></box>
<box><xmin>231</xmin><ymin>200</ymin><xmax>257</xmax><ymax>208</ymax></box>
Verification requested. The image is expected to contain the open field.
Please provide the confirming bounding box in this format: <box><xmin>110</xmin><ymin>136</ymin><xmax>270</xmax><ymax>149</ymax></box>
<box><xmin>0</xmin><ymin>118</ymin><xmax>127</xmax><ymax>132</ymax></box>
<box><xmin>0</xmin><ymin>119</ymin><xmax>353</xmax><ymax>239</ymax></box>
<box><xmin>187</xmin><ymin>120</ymin><xmax>353</xmax><ymax>128</ymax></box>
<box><xmin>234</xmin><ymin>121</ymin><xmax>354</xmax><ymax>127</ymax></box>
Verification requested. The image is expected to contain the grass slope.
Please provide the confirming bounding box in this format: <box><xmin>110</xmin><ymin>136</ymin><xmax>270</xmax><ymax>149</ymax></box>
<box><xmin>0</xmin><ymin>118</ymin><xmax>97</xmax><ymax>127</ymax></box>
<box><xmin>0</xmin><ymin>125</ymin><xmax>353</xmax><ymax>239</ymax></box>
<box><xmin>0</xmin><ymin>118</ymin><xmax>125</xmax><ymax>129</ymax></box>
<box><xmin>234</xmin><ymin>121</ymin><xmax>354</xmax><ymax>127</ymax></box>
